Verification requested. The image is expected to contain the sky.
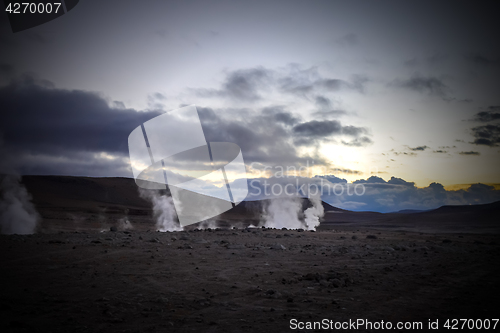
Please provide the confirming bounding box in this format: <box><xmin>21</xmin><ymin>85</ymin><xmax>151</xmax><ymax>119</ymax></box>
<box><xmin>1</xmin><ymin>0</ymin><xmax>499</xmax><ymax>212</ymax></box>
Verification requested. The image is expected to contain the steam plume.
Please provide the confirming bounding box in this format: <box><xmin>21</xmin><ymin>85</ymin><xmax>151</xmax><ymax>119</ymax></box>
<box><xmin>304</xmin><ymin>193</ymin><xmax>324</xmax><ymax>230</ymax></box>
<box><xmin>139</xmin><ymin>188</ymin><xmax>183</xmax><ymax>232</ymax></box>
<box><xmin>118</xmin><ymin>217</ymin><xmax>134</xmax><ymax>230</ymax></box>
<box><xmin>0</xmin><ymin>175</ymin><xmax>40</xmax><ymax>234</ymax></box>
<box><xmin>261</xmin><ymin>194</ymin><xmax>324</xmax><ymax>230</ymax></box>
<box><xmin>262</xmin><ymin>197</ymin><xmax>304</xmax><ymax>229</ymax></box>
<box><xmin>197</xmin><ymin>219</ymin><xmax>218</xmax><ymax>230</ymax></box>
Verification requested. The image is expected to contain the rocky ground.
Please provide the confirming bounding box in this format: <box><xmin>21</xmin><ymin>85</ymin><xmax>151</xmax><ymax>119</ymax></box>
<box><xmin>1</xmin><ymin>227</ymin><xmax>499</xmax><ymax>332</ymax></box>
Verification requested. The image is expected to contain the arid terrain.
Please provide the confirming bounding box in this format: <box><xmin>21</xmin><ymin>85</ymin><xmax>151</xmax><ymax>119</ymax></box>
<box><xmin>1</xmin><ymin>176</ymin><xmax>499</xmax><ymax>332</ymax></box>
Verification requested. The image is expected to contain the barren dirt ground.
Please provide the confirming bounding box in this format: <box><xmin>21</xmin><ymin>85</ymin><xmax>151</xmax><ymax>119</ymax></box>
<box><xmin>1</xmin><ymin>226</ymin><xmax>499</xmax><ymax>333</ymax></box>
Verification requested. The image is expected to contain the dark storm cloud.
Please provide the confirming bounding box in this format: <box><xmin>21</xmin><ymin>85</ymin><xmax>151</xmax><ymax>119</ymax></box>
<box><xmin>222</xmin><ymin>68</ymin><xmax>269</xmax><ymax>101</ymax></box>
<box><xmin>198</xmin><ymin>104</ymin><xmax>373</xmax><ymax>166</ymax></box>
<box><xmin>342</xmin><ymin>125</ymin><xmax>369</xmax><ymax>137</ymax></box>
<box><xmin>314</xmin><ymin>174</ymin><xmax>347</xmax><ymax>183</ymax></box>
<box><xmin>291</xmin><ymin>120</ymin><xmax>371</xmax><ymax>147</ymax></box>
<box><xmin>433</xmin><ymin>150</ymin><xmax>447</xmax><ymax>153</ymax></box>
<box><xmin>273</xmin><ymin>112</ymin><xmax>300</xmax><ymax>126</ymax></box>
<box><xmin>313</xmin><ymin>95</ymin><xmax>349</xmax><ymax>118</ymax></box>
<box><xmin>390</xmin><ymin>75</ymin><xmax>448</xmax><ymax>98</ymax></box>
<box><xmin>152</xmin><ymin>92</ymin><xmax>166</xmax><ymax>100</ymax></box>
<box><xmin>387</xmin><ymin>177</ymin><xmax>415</xmax><ymax>186</ymax></box>
<box><xmin>0</xmin><ymin>69</ymin><xmax>373</xmax><ymax>176</ymax></box>
<box><xmin>293</xmin><ymin>120</ymin><xmax>368</xmax><ymax>138</ymax></box>
<box><xmin>331</xmin><ymin>168</ymin><xmax>362</xmax><ymax>175</ymax></box>
<box><xmin>473</xmin><ymin>112</ymin><xmax>500</xmax><ymax>122</ymax></box>
<box><xmin>309</xmin><ymin>169</ymin><xmax>364</xmax><ymax>183</ymax></box>
<box><xmin>315</xmin><ymin>96</ymin><xmax>331</xmax><ymax>109</ymax></box>
<box><xmin>470</xmin><ymin>124</ymin><xmax>500</xmax><ymax>147</ymax></box>
<box><xmin>459</xmin><ymin>151</ymin><xmax>480</xmax><ymax>156</ymax></box>
<box><xmin>471</xmin><ymin>107</ymin><xmax>500</xmax><ymax>122</ymax></box>
<box><xmin>392</xmin><ymin>151</ymin><xmax>417</xmax><ymax>156</ymax></box>
<box><xmin>196</xmin><ymin>106</ymin><xmax>326</xmax><ymax>168</ymax></box>
<box><xmin>247</xmin><ymin>175</ymin><xmax>500</xmax><ymax>212</ymax></box>
<box><xmin>195</xmin><ymin>66</ymin><xmax>368</xmax><ymax>101</ymax></box>
<box><xmin>319</xmin><ymin>176</ymin><xmax>500</xmax><ymax>212</ymax></box>
<box><xmin>353</xmin><ymin>176</ymin><xmax>387</xmax><ymax>184</ymax></box>
<box><xmin>195</xmin><ymin>67</ymin><xmax>271</xmax><ymax>101</ymax></box>
<box><xmin>341</xmin><ymin>136</ymin><xmax>373</xmax><ymax>147</ymax></box>
<box><xmin>408</xmin><ymin>145</ymin><xmax>429</xmax><ymax>151</ymax></box>
<box><xmin>261</xmin><ymin>106</ymin><xmax>301</xmax><ymax>126</ymax></box>
<box><xmin>314</xmin><ymin>75</ymin><xmax>368</xmax><ymax>94</ymax></box>
<box><xmin>0</xmin><ymin>76</ymin><xmax>161</xmax><ymax>154</ymax></box>
<box><xmin>112</xmin><ymin>101</ymin><xmax>126</xmax><ymax>109</ymax></box>
<box><xmin>293</xmin><ymin>120</ymin><xmax>342</xmax><ymax>137</ymax></box>
<box><xmin>312</xmin><ymin>109</ymin><xmax>348</xmax><ymax>118</ymax></box>
<box><xmin>147</xmin><ymin>92</ymin><xmax>167</xmax><ymax>109</ymax></box>
<box><xmin>0</xmin><ymin>75</ymin><xmax>161</xmax><ymax>175</ymax></box>
<box><xmin>13</xmin><ymin>150</ymin><xmax>133</xmax><ymax>177</ymax></box>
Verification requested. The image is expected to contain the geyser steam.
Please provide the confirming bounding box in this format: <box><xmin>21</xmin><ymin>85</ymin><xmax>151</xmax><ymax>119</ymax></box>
<box><xmin>304</xmin><ymin>193</ymin><xmax>324</xmax><ymax>230</ymax></box>
<box><xmin>139</xmin><ymin>188</ymin><xmax>183</xmax><ymax>232</ymax></box>
<box><xmin>0</xmin><ymin>175</ymin><xmax>40</xmax><ymax>234</ymax></box>
<box><xmin>262</xmin><ymin>197</ymin><xmax>303</xmax><ymax>229</ymax></box>
<box><xmin>262</xmin><ymin>195</ymin><xmax>325</xmax><ymax>230</ymax></box>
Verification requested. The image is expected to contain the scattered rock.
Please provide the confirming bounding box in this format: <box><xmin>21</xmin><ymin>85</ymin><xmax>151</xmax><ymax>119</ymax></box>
<box><xmin>319</xmin><ymin>280</ymin><xmax>329</xmax><ymax>287</ymax></box>
<box><xmin>366</xmin><ymin>235</ymin><xmax>378</xmax><ymax>239</ymax></box>
<box><xmin>303</xmin><ymin>273</ymin><xmax>322</xmax><ymax>281</ymax></box>
<box><xmin>331</xmin><ymin>279</ymin><xmax>343</xmax><ymax>288</ymax></box>
<box><xmin>270</xmin><ymin>243</ymin><xmax>286</xmax><ymax>250</ymax></box>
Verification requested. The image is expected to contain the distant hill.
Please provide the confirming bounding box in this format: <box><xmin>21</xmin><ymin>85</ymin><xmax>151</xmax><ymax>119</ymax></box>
<box><xmin>390</xmin><ymin>209</ymin><xmax>431</xmax><ymax>214</ymax></box>
<box><xmin>20</xmin><ymin>175</ymin><xmax>345</xmax><ymax>217</ymax></box>
<box><xmin>21</xmin><ymin>175</ymin><xmax>153</xmax><ymax>214</ymax></box>
<box><xmin>424</xmin><ymin>201</ymin><xmax>500</xmax><ymax>215</ymax></box>
<box><xmin>13</xmin><ymin>175</ymin><xmax>500</xmax><ymax>233</ymax></box>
